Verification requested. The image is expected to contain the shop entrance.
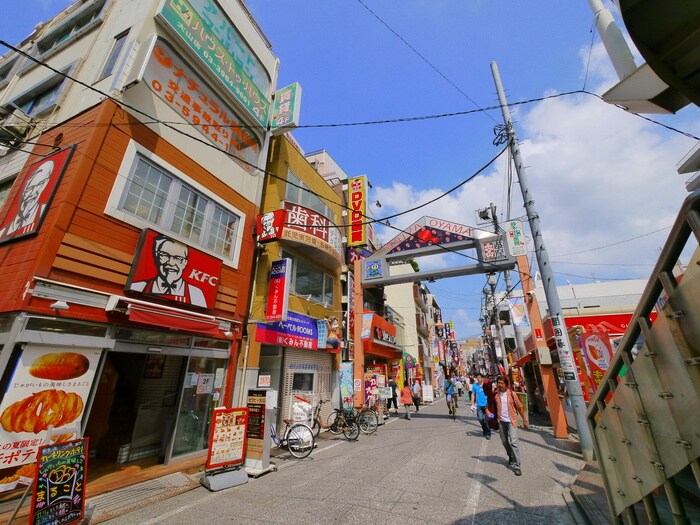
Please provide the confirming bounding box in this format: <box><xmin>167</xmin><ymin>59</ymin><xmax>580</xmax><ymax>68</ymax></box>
<box><xmin>84</xmin><ymin>351</ymin><xmax>227</xmax><ymax>469</ymax></box>
<box><xmin>85</xmin><ymin>352</ymin><xmax>183</xmax><ymax>465</ymax></box>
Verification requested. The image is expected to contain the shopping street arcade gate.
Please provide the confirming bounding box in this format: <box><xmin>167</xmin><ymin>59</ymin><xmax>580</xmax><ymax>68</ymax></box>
<box><xmin>351</xmin><ymin>216</ymin><xmax>517</xmax><ymax>405</ymax></box>
<box><xmin>358</xmin><ymin>216</ymin><xmax>516</xmax><ymax>287</ymax></box>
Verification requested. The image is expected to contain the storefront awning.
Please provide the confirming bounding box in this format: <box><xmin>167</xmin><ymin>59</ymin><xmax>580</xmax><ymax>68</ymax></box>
<box><xmin>516</xmin><ymin>353</ymin><xmax>532</xmax><ymax>367</ymax></box>
<box><xmin>106</xmin><ymin>296</ymin><xmax>238</xmax><ymax>338</ymax></box>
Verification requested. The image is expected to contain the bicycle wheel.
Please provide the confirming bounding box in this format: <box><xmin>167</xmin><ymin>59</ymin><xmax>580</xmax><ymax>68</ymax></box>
<box><xmin>326</xmin><ymin>411</ymin><xmax>342</xmax><ymax>435</ymax></box>
<box><xmin>358</xmin><ymin>408</ymin><xmax>379</xmax><ymax>434</ymax></box>
<box><xmin>343</xmin><ymin>420</ymin><xmax>360</xmax><ymax>441</ymax></box>
<box><xmin>310</xmin><ymin>417</ymin><xmax>321</xmax><ymax>437</ymax></box>
<box><xmin>286</xmin><ymin>423</ymin><xmax>315</xmax><ymax>459</ymax></box>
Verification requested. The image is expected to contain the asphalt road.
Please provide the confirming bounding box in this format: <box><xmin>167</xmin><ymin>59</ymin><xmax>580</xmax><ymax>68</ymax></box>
<box><xmin>102</xmin><ymin>400</ymin><xmax>584</xmax><ymax>525</ymax></box>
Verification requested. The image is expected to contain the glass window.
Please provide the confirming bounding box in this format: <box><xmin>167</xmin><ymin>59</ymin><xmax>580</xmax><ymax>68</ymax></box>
<box><xmin>285</xmin><ymin>169</ymin><xmax>334</xmax><ymax>222</ymax></box>
<box><xmin>283</xmin><ymin>251</ymin><xmax>335</xmax><ymax>305</ymax></box>
<box><xmin>17</xmin><ymin>77</ymin><xmax>66</xmax><ymax>116</ymax></box>
<box><xmin>119</xmin><ymin>156</ymin><xmax>241</xmax><ymax>260</ymax></box>
<box><xmin>122</xmin><ymin>158</ymin><xmax>172</xmax><ymax>224</ymax></box>
<box><xmin>37</xmin><ymin>0</ymin><xmax>107</xmax><ymax>56</ymax></box>
<box><xmin>98</xmin><ymin>30</ymin><xmax>128</xmax><ymax>80</ymax></box>
<box><xmin>172</xmin><ymin>186</ymin><xmax>205</xmax><ymax>242</ymax></box>
<box><xmin>292</xmin><ymin>372</ymin><xmax>314</xmax><ymax>391</ymax></box>
<box><xmin>0</xmin><ymin>177</ymin><xmax>15</xmax><ymax>210</ymax></box>
<box><xmin>0</xmin><ymin>58</ymin><xmax>18</xmax><ymax>86</ymax></box>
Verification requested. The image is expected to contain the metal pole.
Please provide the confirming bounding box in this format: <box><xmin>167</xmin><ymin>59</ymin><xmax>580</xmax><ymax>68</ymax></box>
<box><xmin>490</xmin><ymin>61</ymin><xmax>594</xmax><ymax>460</ymax></box>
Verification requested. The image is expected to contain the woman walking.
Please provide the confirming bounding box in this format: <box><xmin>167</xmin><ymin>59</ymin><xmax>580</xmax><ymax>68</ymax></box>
<box><xmin>400</xmin><ymin>382</ymin><xmax>414</xmax><ymax>420</ymax></box>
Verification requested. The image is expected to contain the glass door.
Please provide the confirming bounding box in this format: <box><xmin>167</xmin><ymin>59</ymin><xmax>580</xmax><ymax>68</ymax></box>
<box><xmin>169</xmin><ymin>356</ymin><xmax>227</xmax><ymax>459</ymax></box>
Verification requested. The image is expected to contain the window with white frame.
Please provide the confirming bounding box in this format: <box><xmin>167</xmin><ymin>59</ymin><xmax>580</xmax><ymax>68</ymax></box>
<box><xmin>0</xmin><ymin>58</ymin><xmax>18</xmax><ymax>87</ymax></box>
<box><xmin>119</xmin><ymin>156</ymin><xmax>240</xmax><ymax>259</ymax></box>
<box><xmin>282</xmin><ymin>250</ymin><xmax>335</xmax><ymax>305</ymax></box>
<box><xmin>98</xmin><ymin>30</ymin><xmax>129</xmax><ymax>80</ymax></box>
<box><xmin>285</xmin><ymin>170</ymin><xmax>334</xmax><ymax>222</ymax></box>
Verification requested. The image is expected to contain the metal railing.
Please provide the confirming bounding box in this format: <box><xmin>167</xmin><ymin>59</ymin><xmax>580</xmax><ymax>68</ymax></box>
<box><xmin>587</xmin><ymin>189</ymin><xmax>700</xmax><ymax>524</ymax></box>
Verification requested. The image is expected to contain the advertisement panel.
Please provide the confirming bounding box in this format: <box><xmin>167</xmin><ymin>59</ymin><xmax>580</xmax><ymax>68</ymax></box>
<box><xmin>157</xmin><ymin>0</ymin><xmax>270</xmax><ymax>127</ymax></box>
<box><xmin>30</xmin><ymin>438</ymin><xmax>88</xmax><ymax>525</ymax></box>
<box><xmin>265</xmin><ymin>258</ymin><xmax>291</xmax><ymax>322</ymax></box>
<box><xmin>0</xmin><ymin>347</ymin><xmax>101</xmax><ymax>469</ymax></box>
<box><xmin>256</xmin><ymin>209</ymin><xmax>285</xmax><ymax>242</ymax></box>
<box><xmin>347</xmin><ymin>176</ymin><xmax>367</xmax><ymax>246</ymax></box>
<box><xmin>144</xmin><ymin>40</ymin><xmax>260</xmax><ymax>175</ymax></box>
<box><xmin>206</xmin><ymin>407</ymin><xmax>249</xmax><ymax>469</ymax></box>
<box><xmin>579</xmin><ymin>332</ymin><xmax>614</xmax><ymax>391</ymax></box>
<box><xmin>282</xmin><ymin>203</ymin><xmax>342</xmax><ymax>261</ymax></box>
<box><xmin>255</xmin><ymin>311</ymin><xmax>318</xmax><ymax>349</ymax></box>
<box><xmin>126</xmin><ymin>229</ymin><xmax>222</xmax><ymax>309</ymax></box>
<box><xmin>271</xmin><ymin>83</ymin><xmax>302</xmax><ymax>134</ymax></box>
<box><xmin>0</xmin><ymin>146</ymin><xmax>75</xmax><ymax>245</ymax></box>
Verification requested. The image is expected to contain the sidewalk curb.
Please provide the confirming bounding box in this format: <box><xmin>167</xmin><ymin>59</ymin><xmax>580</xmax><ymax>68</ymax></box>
<box><xmin>562</xmin><ymin>487</ymin><xmax>591</xmax><ymax>525</ymax></box>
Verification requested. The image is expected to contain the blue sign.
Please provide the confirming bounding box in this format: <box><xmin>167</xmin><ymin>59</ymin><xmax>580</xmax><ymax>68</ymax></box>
<box><xmin>256</xmin><ymin>311</ymin><xmax>319</xmax><ymax>349</ymax></box>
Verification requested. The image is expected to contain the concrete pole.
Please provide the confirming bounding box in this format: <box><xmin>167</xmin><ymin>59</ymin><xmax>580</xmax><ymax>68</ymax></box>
<box><xmin>490</xmin><ymin>62</ymin><xmax>594</xmax><ymax>460</ymax></box>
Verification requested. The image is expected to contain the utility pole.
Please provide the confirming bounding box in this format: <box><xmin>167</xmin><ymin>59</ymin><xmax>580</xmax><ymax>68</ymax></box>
<box><xmin>491</xmin><ymin>62</ymin><xmax>594</xmax><ymax>460</ymax></box>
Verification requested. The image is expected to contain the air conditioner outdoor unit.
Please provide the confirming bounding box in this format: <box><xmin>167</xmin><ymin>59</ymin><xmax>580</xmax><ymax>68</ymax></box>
<box><xmin>0</xmin><ymin>108</ymin><xmax>33</xmax><ymax>141</ymax></box>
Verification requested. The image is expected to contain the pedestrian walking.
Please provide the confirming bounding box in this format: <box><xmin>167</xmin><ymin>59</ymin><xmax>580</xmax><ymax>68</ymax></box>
<box><xmin>411</xmin><ymin>379</ymin><xmax>422</xmax><ymax>412</ymax></box>
<box><xmin>470</xmin><ymin>373</ymin><xmax>491</xmax><ymax>439</ymax></box>
<box><xmin>494</xmin><ymin>375</ymin><xmax>528</xmax><ymax>476</ymax></box>
<box><xmin>455</xmin><ymin>377</ymin><xmax>464</xmax><ymax>399</ymax></box>
<box><xmin>387</xmin><ymin>376</ymin><xmax>399</xmax><ymax>414</ymax></box>
<box><xmin>399</xmin><ymin>382</ymin><xmax>414</xmax><ymax>420</ymax></box>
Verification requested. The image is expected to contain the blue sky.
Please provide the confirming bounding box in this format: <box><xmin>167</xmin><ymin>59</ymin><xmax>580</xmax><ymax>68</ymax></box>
<box><xmin>3</xmin><ymin>1</ymin><xmax>700</xmax><ymax>338</ymax></box>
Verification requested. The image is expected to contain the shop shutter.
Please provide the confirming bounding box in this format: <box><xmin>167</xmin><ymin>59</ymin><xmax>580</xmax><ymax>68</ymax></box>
<box><xmin>279</xmin><ymin>349</ymin><xmax>333</xmax><ymax>430</ymax></box>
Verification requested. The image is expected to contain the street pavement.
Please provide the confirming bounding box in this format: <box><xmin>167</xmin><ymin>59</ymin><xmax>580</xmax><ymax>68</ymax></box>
<box><xmin>101</xmin><ymin>400</ymin><xmax>586</xmax><ymax>525</ymax></box>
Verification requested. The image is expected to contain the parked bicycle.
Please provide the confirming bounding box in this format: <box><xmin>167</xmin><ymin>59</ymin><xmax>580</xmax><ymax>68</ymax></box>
<box><xmin>325</xmin><ymin>408</ymin><xmax>360</xmax><ymax>441</ymax></box>
<box><xmin>270</xmin><ymin>419</ymin><xmax>315</xmax><ymax>459</ymax></box>
<box><xmin>356</xmin><ymin>404</ymin><xmax>379</xmax><ymax>434</ymax></box>
<box><xmin>308</xmin><ymin>399</ymin><xmax>329</xmax><ymax>437</ymax></box>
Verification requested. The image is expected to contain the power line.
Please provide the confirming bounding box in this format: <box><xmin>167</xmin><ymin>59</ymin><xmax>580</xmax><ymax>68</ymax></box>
<box><xmin>550</xmin><ymin>225</ymin><xmax>671</xmax><ymax>257</ymax></box>
<box><xmin>355</xmin><ymin>0</ymin><xmax>499</xmax><ymax>125</ymax></box>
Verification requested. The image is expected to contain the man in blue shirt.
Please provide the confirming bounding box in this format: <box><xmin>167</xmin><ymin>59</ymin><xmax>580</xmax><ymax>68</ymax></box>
<box><xmin>470</xmin><ymin>373</ymin><xmax>491</xmax><ymax>439</ymax></box>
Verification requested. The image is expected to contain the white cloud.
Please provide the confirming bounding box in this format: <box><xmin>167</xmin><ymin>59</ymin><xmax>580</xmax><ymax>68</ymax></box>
<box><xmin>374</xmin><ymin>41</ymin><xmax>700</xmax><ymax>338</ymax></box>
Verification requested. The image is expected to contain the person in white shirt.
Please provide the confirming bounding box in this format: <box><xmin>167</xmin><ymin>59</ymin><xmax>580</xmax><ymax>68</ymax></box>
<box><xmin>494</xmin><ymin>375</ymin><xmax>528</xmax><ymax>476</ymax></box>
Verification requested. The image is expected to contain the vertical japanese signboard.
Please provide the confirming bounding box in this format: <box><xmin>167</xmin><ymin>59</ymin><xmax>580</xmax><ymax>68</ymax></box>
<box><xmin>347</xmin><ymin>176</ymin><xmax>367</xmax><ymax>247</ymax></box>
<box><xmin>30</xmin><ymin>438</ymin><xmax>88</xmax><ymax>525</ymax></box>
<box><xmin>245</xmin><ymin>390</ymin><xmax>267</xmax><ymax>461</ymax></box>
<box><xmin>265</xmin><ymin>258</ymin><xmax>291</xmax><ymax>322</ymax></box>
<box><xmin>206</xmin><ymin>407</ymin><xmax>249</xmax><ymax>469</ymax></box>
<box><xmin>271</xmin><ymin>83</ymin><xmax>302</xmax><ymax>135</ymax></box>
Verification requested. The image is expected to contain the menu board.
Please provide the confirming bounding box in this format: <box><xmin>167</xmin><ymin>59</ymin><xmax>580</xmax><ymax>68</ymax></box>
<box><xmin>30</xmin><ymin>438</ymin><xmax>88</xmax><ymax>525</ymax></box>
<box><xmin>206</xmin><ymin>408</ymin><xmax>248</xmax><ymax>469</ymax></box>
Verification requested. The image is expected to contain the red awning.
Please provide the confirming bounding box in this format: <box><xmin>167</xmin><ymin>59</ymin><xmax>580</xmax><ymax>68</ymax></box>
<box><xmin>127</xmin><ymin>303</ymin><xmax>223</xmax><ymax>337</ymax></box>
<box><xmin>516</xmin><ymin>353</ymin><xmax>532</xmax><ymax>367</ymax></box>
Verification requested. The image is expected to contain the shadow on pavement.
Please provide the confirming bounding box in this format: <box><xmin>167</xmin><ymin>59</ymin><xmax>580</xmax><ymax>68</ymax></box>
<box><xmin>451</xmin><ymin>504</ymin><xmax>575</xmax><ymax>524</ymax></box>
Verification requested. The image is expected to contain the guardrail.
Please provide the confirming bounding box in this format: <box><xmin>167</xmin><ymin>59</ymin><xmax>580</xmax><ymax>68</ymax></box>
<box><xmin>586</xmin><ymin>189</ymin><xmax>700</xmax><ymax>523</ymax></box>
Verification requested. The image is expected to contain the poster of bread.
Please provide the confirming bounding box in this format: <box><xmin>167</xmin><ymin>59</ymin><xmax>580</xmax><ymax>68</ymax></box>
<box><xmin>0</xmin><ymin>346</ymin><xmax>101</xmax><ymax>472</ymax></box>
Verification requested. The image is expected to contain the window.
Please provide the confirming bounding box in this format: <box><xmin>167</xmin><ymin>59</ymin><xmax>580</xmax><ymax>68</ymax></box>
<box><xmin>13</xmin><ymin>71</ymin><xmax>70</xmax><ymax>116</ymax></box>
<box><xmin>285</xmin><ymin>170</ymin><xmax>334</xmax><ymax>222</ymax></box>
<box><xmin>119</xmin><ymin>156</ymin><xmax>240</xmax><ymax>259</ymax></box>
<box><xmin>98</xmin><ymin>30</ymin><xmax>128</xmax><ymax>80</ymax></box>
<box><xmin>36</xmin><ymin>0</ymin><xmax>107</xmax><ymax>57</ymax></box>
<box><xmin>0</xmin><ymin>177</ymin><xmax>15</xmax><ymax>210</ymax></box>
<box><xmin>0</xmin><ymin>58</ymin><xmax>18</xmax><ymax>87</ymax></box>
<box><xmin>282</xmin><ymin>251</ymin><xmax>335</xmax><ymax>305</ymax></box>
<box><xmin>292</xmin><ymin>373</ymin><xmax>314</xmax><ymax>391</ymax></box>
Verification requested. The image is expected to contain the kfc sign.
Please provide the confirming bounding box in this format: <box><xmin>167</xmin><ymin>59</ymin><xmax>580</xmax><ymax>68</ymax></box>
<box><xmin>257</xmin><ymin>209</ymin><xmax>285</xmax><ymax>243</ymax></box>
<box><xmin>347</xmin><ymin>176</ymin><xmax>367</xmax><ymax>247</ymax></box>
<box><xmin>126</xmin><ymin>230</ymin><xmax>222</xmax><ymax>308</ymax></box>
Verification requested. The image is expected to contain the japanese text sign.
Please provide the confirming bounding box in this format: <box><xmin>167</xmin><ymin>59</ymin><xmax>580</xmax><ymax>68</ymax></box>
<box><xmin>271</xmin><ymin>83</ymin><xmax>302</xmax><ymax>134</ymax></box>
<box><xmin>206</xmin><ymin>407</ymin><xmax>248</xmax><ymax>469</ymax></box>
<box><xmin>265</xmin><ymin>258</ymin><xmax>291</xmax><ymax>322</ymax></box>
<box><xmin>157</xmin><ymin>0</ymin><xmax>270</xmax><ymax>127</ymax></box>
<box><xmin>145</xmin><ymin>39</ymin><xmax>260</xmax><ymax>174</ymax></box>
<box><xmin>30</xmin><ymin>438</ymin><xmax>88</xmax><ymax>525</ymax></box>
<box><xmin>347</xmin><ymin>176</ymin><xmax>367</xmax><ymax>247</ymax></box>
